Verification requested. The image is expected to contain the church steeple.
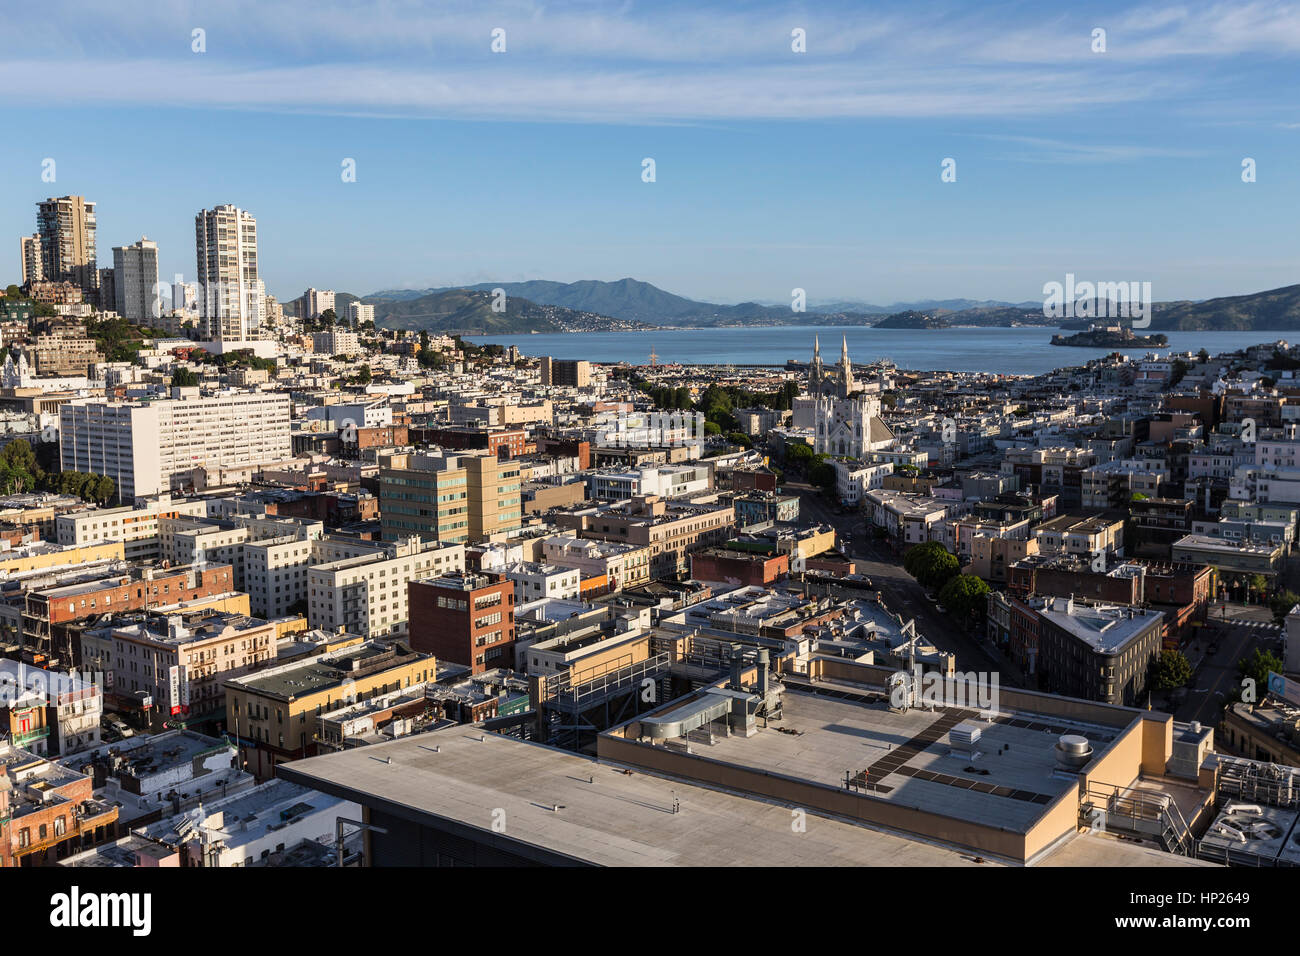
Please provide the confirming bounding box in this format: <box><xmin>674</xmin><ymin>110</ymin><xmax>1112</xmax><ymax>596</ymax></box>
<box><xmin>838</xmin><ymin>335</ymin><xmax>854</xmax><ymax>395</ymax></box>
<box><xmin>809</xmin><ymin>335</ymin><xmax>823</xmax><ymax>391</ymax></box>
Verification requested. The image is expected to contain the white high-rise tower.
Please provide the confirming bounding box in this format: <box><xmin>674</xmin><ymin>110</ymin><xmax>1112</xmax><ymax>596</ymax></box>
<box><xmin>195</xmin><ymin>204</ymin><xmax>261</xmax><ymax>342</ymax></box>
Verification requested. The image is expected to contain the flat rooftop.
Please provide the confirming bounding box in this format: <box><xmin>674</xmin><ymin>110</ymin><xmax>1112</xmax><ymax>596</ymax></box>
<box><xmin>641</xmin><ymin>680</ymin><xmax>1126</xmax><ymax>834</ymax></box>
<box><xmin>278</xmin><ymin>729</ymin><xmax>997</xmax><ymax>866</ymax></box>
<box><xmin>231</xmin><ymin>642</ymin><xmax>416</xmax><ymax>700</ymax></box>
<box><xmin>1036</xmin><ymin>598</ymin><xmax>1164</xmax><ymax>653</ymax></box>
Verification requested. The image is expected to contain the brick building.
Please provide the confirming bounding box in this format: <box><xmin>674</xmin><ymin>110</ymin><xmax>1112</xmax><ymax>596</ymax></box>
<box><xmin>408</xmin><ymin>572</ymin><xmax>515</xmax><ymax>674</ymax></box>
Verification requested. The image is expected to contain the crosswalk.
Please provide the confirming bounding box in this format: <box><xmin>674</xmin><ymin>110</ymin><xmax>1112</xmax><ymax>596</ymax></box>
<box><xmin>1233</xmin><ymin>620</ymin><xmax>1283</xmax><ymax>631</ymax></box>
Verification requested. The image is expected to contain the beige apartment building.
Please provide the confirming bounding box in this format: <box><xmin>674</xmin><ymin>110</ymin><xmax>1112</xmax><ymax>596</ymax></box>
<box><xmin>540</xmin><ymin>535</ymin><xmax>652</xmax><ymax>590</ymax></box>
<box><xmin>56</xmin><ymin>497</ymin><xmax>209</xmax><ymax>561</ymax></box>
<box><xmin>380</xmin><ymin>451</ymin><xmax>520</xmax><ymax>544</ymax></box>
<box><xmin>80</xmin><ymin>610</ymin><xmax>277</xmax><ymax>730</ymax></box>
<box><xmin>307</xmin><ymin>537</ymin><xmax>466</xmax><ymax>638</ymax></box>
<box><xmin>224</xmin><ymin>640</ymin><xmax>436</xmax><ymax>779</ymax></box>
<box><xmin>553</xmin><ymin>495</ymin><xmax>735</xmax><ymax>579</ymax></box>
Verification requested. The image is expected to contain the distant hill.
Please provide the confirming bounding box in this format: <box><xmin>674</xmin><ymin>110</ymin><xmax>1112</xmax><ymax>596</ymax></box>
<box><xmin>1146</xmin><ymin>285</ymin><xmax>1300</xmax><ymax>331</ymax></box>
<box><xmin>365</xmin><ymin>279</ymin><xmax>880</xmax><ymax>327</ymax></box>
<box><xmin>873</xmin><ymin>310</ymin><xmax>947</xmax><ymax>330</ymax></box>
<box><xmin>361</xmin><ymin>288</ymin><xmax>643</xmax><ymax>334</ymax></box>
<box><xmin>357</xmin><ymin>278</ymin><xmax>1300</xmax><ymax>334</ymax></box>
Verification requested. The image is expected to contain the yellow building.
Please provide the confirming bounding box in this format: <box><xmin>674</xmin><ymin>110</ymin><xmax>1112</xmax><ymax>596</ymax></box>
<box><xmin>0</xmin><ymin>540</ymin><xmax>122</xmax><ymax>576</ymax></box>
<box><xmin>225</xmin><ymin>640</ymin><xmax>436</xmax><ymax>779</ymax></box>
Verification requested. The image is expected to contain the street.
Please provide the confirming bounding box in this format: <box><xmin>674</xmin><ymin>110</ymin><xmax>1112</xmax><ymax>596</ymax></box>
<box><xmin>1167</xmin><ymin>609</ymin><xmax>1284</xmax><ymax>727</ymax></box>
<box><xmin>787</xmin><ymin>480</ymin><xmax>1025</xmax><ymax>686</ymax></box>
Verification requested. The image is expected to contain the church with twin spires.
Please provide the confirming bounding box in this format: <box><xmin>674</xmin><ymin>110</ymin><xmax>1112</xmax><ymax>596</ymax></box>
<box><xmin>798</xmin><ymin>335</ymin><xmax>895</xmax><ymax>459</ymax></box>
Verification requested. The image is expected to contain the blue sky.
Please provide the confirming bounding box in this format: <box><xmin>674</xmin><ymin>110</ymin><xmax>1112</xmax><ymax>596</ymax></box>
<box><xmin>4</xmin><ymin>0</ymin><xmax>1300</xmax><ymax>305</ymax></box>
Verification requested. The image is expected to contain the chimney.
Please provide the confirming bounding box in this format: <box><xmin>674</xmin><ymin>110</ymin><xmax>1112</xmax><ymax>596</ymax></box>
<box><xmin>729</xmin><ymin>645</ymin><xmax>744</xmax><ymax>692</ymax></box>
<box><xmin>756</xmin><ymin>647</ymin><xmax>770</xmax><ymax>698</ymax></box>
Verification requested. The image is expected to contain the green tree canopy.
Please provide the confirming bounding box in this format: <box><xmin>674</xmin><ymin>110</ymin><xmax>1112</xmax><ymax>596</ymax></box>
<box><xmin>904</xmin><ymin>541</ymin><xmax>960</xmax><ymax>591</ymax></box>
<box><xmin>939</xmin><ymin>574</ymin><xmax>990</xmax><ymax>623</ymax></box>
<box><xmin>0</xmin><ymin>439</ymin><xmax>43</xmax><ymax>494</ymax></box>
<box><xmin>1269</xmin><ymin>590</ymin><xmax>1299</xmax><ymax>624</ymax></box>
<box><xmin>1238</xmin><ymin>648</ymin><xmax>1285</xmax><ymax>696</ymax></box>
<box><xmin>784</xmin><ymin>442</ymin><xmax>814</xmax><ymax>464</ymax></box>
<box><xmin>1152</xmin><ymin>650</ymin><xmax>1193</xmax><ymax>691</ymax></box>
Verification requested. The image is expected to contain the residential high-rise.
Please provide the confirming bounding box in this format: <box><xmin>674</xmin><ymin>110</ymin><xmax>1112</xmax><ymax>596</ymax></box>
<box><xmin>195</xmin><ymin>204</ymin><xmax>261</xmax><ymax>342</ymax></box>
<box><xmin>36</xmin><ymin>196</ymin><xmax>97</xmax><ymax>296</ymax></box>
<box><xmin>97</xmin><ymin>268</ymin><xmax>115</xmax><ymax>314</ymax></box>
<box><xmin>59</xmin><ymin>392</ymin><xmax>291</xmax><ymax>501</ymax></box>
<box><xmin>19</xmin><ymin>234</ymin><xmax>42</xmax><ymax>285</ymax></box>
<box><xmin>303</xmin><ymin>288</ymin><xmax>335</xmax><ymax>320</ymax></box>
<box><xmin>113</xmin><ymin>237</ymin><xmax>160</xmax><ymax>322</ymax></box>
<box><xmin>348</xmin><ymin>301</ymin><xmax>374</xmax><ymax>326</ymax></box>
<box><xmin>540</xmin><ymin>357</ymin><xmax>591</xmax><ymax>388</ymax></box>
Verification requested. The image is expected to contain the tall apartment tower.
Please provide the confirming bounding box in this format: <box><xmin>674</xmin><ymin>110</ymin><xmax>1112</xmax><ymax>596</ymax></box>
<box><xmin>112</xmin><ymin>237</ymin><xmax>160</xmax><ymax>323</ymax></box>
<box><xmin>36</xmin><ymin>196</ymin><xmax>97</xmax><ymax>295</ymax></box>
<box><xmin>303</xmin><ymin>288</ymin><xmax>335</xmax><ymax>320</ymax></box>
<box><xmin>19</xmin><ymin>234</ymin><xmax>42</xmax><ymax>285</ymax></box>
<box><xmin>195</xmin><ymin>204</ymin><xmax>261</xmax><ymax>342</ymax></box>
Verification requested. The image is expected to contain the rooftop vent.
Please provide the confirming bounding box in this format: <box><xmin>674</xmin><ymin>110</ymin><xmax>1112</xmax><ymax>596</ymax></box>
<box><xmin>1054</xmin><ymin>734</ymin><xmax>1092</xmax><ymax>772</ymax></box>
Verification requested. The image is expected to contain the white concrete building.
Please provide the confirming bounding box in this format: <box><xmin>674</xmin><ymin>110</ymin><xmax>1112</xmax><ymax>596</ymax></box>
<box><xmin>303</xmin><ymin>288</ymin><xmax>335</xmax><ymax>320</ymax></box>
<box><xmin>833</xmin><ymin>460</ymin><xmax>894</xmax><ymax>506</ymax></box>
<box><xmin>312</xmin><ymin>328</ymin><xmax>361</xmax><ymax>357</ymax></box>
<box><xmin>196</xmin><ymin>204</ymin><xmax>261</xmax><ymax>342</ymax></box>
<box><xmin>112</xmin><ymin>236</ymin><xmax>159</xmax><ymax>323</ymax></box>
<box><xmin>308</xmin><ymin>538</ymin><xmax>465</xmax><ymax>638</ymax></box>
<box><xmin>504</xmin><ymin>561</ymin><xmax>581</xmax><ymax>603</ymax></box>
<box><xmin>56</xmin><ymin>497</ymin><xmax>208</xmax><ymax>561</ymax></box>
<box><xmin>589</xmin><ymin>464</ymin><xmax>710</xmax><ymax>501</ymax></box>
<box><xmin>140</xmin><ymin>778</ymin><xmax>359</xmax><ymax>868</ymax></box>
<box><xmin>0</xmin><ymin>661</ymin><xmax>101</xmax><ymax>757</ymax></box>
<box><xmin>59</xmin><ymin>392</ymin><xmax>292</xmax><ymax>501</ymax></box>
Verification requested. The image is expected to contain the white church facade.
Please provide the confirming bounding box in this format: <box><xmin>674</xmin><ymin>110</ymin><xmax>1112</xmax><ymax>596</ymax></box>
<box><xmin>798</xmin><ymin>336</ymin><xmax>895</xmax><ymax>460</ymax></box>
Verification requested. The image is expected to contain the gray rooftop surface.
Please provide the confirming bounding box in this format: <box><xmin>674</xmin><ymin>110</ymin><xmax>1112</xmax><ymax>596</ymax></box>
<box><xmin>278</xmin><ymin>728</ymin><xmax>999</xmax><ymax>866</ymax></box>
<box><xmin>685</xmin><ymin>685</ymin><xmax>1125</xmax><ymax>832</ymax></box>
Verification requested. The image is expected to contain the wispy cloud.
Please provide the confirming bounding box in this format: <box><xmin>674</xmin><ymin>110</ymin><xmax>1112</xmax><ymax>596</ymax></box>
<box><xmin>976</xmin><ymin>134</ymin><xmax>1205</xmax><ymax>163</ymax></box>
<box><xmin>3</xmin><ymin>0</ymin><xmax>1297</xmax><ymax>123</ymax></box>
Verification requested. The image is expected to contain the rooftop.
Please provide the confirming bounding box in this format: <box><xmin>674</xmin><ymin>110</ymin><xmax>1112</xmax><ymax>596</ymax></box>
<box><xmin>1035</xmin><ymin>597</ymin><xmax>1164</xmax><ymax>653</ymax></box>
<box><xmin>278</xmin><ymin>728</ymin><xmax>998</xmax><ymax>866</ymax></box>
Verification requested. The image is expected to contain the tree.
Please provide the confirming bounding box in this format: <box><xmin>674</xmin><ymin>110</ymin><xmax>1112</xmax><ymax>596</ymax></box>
<box><xmin>170</xmin><ymin>368</ymin><xmax>200</xmax><ymax>388</ymax></box>
<box><xmin>4</xmin><ymin>285</ymin><xmax>20</xmax><ymax>299</ymax></box>
<box><xmin>1238</xmin><ymin>648</ymin><xmax>1284</xmax><ymax>695</ymax></box>
<box><xmin>727</xmin><ymin>432</ymin><xmax>752</xmax><ymax>448</ymax></box>
<box><xmin>1168</xmin><ymin>359</ymin><xmax>1189</xmax><ymax>388</ymax></box>
<box><xmin>939</xmin><ymin>574</ymin><xmax>990</xmax><ymax>625</ymax></box>
<box><xmin>92</xmin><ymin>475</ymin><xmax>116</xmax><ymax>503</ymax></box>
<box><xmin>807</xmin><ymin>454</ymin><xmax>837</xmax><ymax>496</ymax></box>
<box><xmin>1269</xmin><ymin>590</ymin><xmax>1300</xmax><ymax>624</ymax></box>
<box><xmin>904</xmin><ymin>541</ymin><xmax>960</xmax><ymax>591</ymax></box>
<box><xmin>1197</xmin><ymin>348</ymin><xmax>1210</xmax><ymax>364</ymax></box>
<box><xmin>356</xmin><ymin>364</ymin><xmax>372</xmax><ymax>385</ymax></box>
<box><xmin>319</xmin><ymin>308</ymin><xmax>338</xmax><ymax>327</ymax></box>
<box><xmin>1152</xmin><ymin>650</ymin><xmax>1193</xmax><ymax>691</ymax></box>
<box><xmin>784</xmin><ymin>443</ymin><xmax>814</xmax><ymax>466</ymax></box>
<box><xmin>703</xmin><ymin>421</ymin><xmax>722</xmax><ymax>436</ymax></box>
<box><xmin>0</xmin><ymin>440</ymin><xmax>42</xmax><ymax>493</ymax></box>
